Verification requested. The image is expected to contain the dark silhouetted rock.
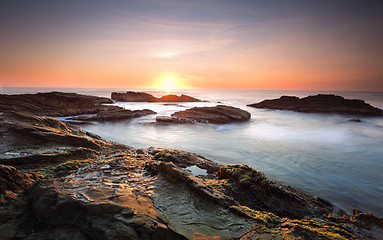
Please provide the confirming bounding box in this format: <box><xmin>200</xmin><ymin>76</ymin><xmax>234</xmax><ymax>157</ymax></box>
<box><xmin>111</xmin><ymin>91</ymin><xmax>158</xmax><ymax>102</ymax></box>
<box><xmin>111</xmin><ymin>91</ymin><xmax>203</xmax><ymax>102</ymax></box>
<box><xmin>247</xmin><ymin>94</ymin><xmax>383</xmax><ymax>116</ymax></box>
<box><xmin>156</xmin><ymin>105</ymin><xmax>251</xmax><ymax>124</ymax></box>
<box><xmin>158</xmin><ymin>94</ymin><xmax>201</xmax><ymax>102</ymax></box>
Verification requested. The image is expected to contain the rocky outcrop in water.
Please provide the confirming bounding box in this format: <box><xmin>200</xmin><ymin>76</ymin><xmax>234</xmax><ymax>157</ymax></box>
<box><xmin>0</xmin><ymin>92</ymin><xmax>155</xmax><ymax>121</ymax></box>
<box><xmin>156</xmin><ymin>105</ymin><xmax>251</xmax><ymax>124</ymax></box>
<box><xmin>111</xmin><ymin>91</ymin><xmax>203</xmax><ymax>102</ymax></box>
<box><xmin>0</xmin><ymin>92</ymin><xmax>381</xmax><ymax>239</ymax></box>
<box><xmin>247</xmin><ymin>94</ymin><xmax>383</xmax><ymax>116</ymax></box>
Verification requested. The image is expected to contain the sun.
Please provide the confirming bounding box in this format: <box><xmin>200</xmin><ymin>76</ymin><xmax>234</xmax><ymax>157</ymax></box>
<box><xmin>162</xmin><ymin>77</ymin><xmax>177</xmax><ymax>93</ymax></box>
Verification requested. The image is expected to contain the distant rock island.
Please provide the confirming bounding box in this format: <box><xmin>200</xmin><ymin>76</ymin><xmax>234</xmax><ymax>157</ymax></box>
<box><xmin>247</xmin><ymin>94</ymin><xmax>383</xmax><ymax>116</ymax></box>
<box><xmin>111</xmin><ymin>91</ymin><xmax>203</xmax><ymax>102</ymax></box>
<box><xmin>0</xmin><ymin>92</ymin><xmax>156</xmax><ymax>122</ymax></box>
<box><xmin>156</xmin><ymin>105</ymin><xmax>251</xmax><ymax>124</ymax></box>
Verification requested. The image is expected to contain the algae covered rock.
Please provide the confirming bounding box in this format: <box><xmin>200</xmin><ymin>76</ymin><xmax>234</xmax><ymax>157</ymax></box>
<box><xmin>216</xmin><ymin>164</ymin><xmax>332</xmax><ymax>218</ymax></box>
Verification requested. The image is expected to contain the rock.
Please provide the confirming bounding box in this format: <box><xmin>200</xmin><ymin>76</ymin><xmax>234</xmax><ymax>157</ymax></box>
<box><xmin>158</xmin><ymin>94</ymin><xmax>202</xmax><ymax>102</ymax></box>
<box><xmin>247</xmin><ymin>94</ymin><xmax>383</xmax><ymax>116</ymax></box>
<box><xmin>349</xmin><ymin>118</ymin><xmax>362</xmax><ymax>122</ymax></box>
<box><xmin>0</xmin><ymin>164</ymin><xmax>42</xmax><ymax>205</ymax></box>
<box><xmin>215</xmin><ymin>164</ymin><xmax>333</xmax><ymax>218</ymax></box>
<box><xmin>111</xmin><ymin>91</ymin><xmax>203</xmax><ymax>102</ymax></box>
<box><xmin>156</xmin><ymin>105</ymin><xmax>251</xmax><ymax>124</ymax></box>
<box><xmin>68</xmin><ymin>105</ymin><xmax>156</xmax><ymax>121</ymax></box>
<box><xmin>1</xmin><ymin>92</ymin><xmax>154</xmax><ymax>122</ymax></box>
<box><xmin>111</xmin><ymin>91</ymin><xmax>158</xmax><ymax>102</ymax></box>
<box><xmin>0</xmin><ymin>91</ymin><xmax>112</xmax><ymax>117</ymax></box>
<box><xmin>350</xmin><ymin>209</ymin><xmax>383</xmax><ymax>229</ymax></box>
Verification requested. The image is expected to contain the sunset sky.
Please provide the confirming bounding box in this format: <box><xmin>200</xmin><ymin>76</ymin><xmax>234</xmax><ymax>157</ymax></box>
<box><xmin>1</xmin><ymin>0</ymin><xmax>382</xmax><ymax>91</ymax></box>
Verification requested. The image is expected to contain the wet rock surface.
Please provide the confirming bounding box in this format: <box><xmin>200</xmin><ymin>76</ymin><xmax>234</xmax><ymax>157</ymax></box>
<box><xmin>111</xmin><ymin>91</ymin><xmax>203</xmax><ymax>102</ymax></box>
<box><xmin>156</xmin><ymin>105</ymin><xmax>251</xmax><ymax>124</ymax></box>
<box><xmin>247</xmin><ymin>94</ymin><xmax>383</xmax><ymax>116</ymax></box>
<box><xmin>1</xmin><ymin>92</ymin><xmax>382</xmax><ymax>239</ymax></box>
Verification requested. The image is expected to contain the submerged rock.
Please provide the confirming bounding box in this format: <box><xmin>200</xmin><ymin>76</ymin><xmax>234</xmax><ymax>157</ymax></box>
<box><xmin>111</xmin><ymin>91</ymin><xmax>203</xmax><ymax>102</ymax></box>
<box><xmin>247</xmin><ymin>94</ymin><xmax>383</xmax><ymax>116</ymax></box>
<box><xmin>156</xmin><ymin>105</ymin><xmax>251</xmax><ymax>124</ymax></box>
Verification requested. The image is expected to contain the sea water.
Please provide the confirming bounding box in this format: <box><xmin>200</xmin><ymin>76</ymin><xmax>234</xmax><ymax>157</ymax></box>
<box><xmin>2</xmin><ymin>87</ymin><xmax>383</xmax><ymax>216</ymax></box>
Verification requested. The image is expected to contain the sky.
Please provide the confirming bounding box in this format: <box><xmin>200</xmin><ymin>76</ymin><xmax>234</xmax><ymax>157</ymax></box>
<box><xmin>1</xmin><ymin>0</ymin><xmax>383</xmax><ymax>91</ymax></box>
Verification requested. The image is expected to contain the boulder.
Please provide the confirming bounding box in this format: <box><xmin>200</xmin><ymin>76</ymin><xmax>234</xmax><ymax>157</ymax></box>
<box><xmin>156</xmin><ymin>105</ymin><xmax>251</xmax><ymax>124</ymax></box>
<box><xmin>247</xmin><ymin>94</ymin><xmax>383</xmax><ymax>116</ymax></box>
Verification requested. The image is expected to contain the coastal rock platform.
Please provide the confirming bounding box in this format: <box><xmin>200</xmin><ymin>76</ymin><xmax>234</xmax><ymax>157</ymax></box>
<box><xmin>247</xmin><ymin>94</ymin><xmax>383</xmax><ymax>116</ymax></box>
<box><xmin>0</xmin><ymin>92</ymin><xmax>382</xmax><ymax>239</ymax></box>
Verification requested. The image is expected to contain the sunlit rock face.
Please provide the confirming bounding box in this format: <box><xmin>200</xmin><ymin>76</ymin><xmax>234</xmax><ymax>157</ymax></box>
<box><xmin>247</xmin><ymin>94</ymin><xmax>383</xmax><ymax>116</ymax></box>
<box><xmin>156</xmin><ymin>105</ymin><xmax>251</xmax><ymax>124</ymax></box>
<box><xmin>111</xmin><ymin>91</ymin><xmax>203</xmax><ymax>102</ymax></box>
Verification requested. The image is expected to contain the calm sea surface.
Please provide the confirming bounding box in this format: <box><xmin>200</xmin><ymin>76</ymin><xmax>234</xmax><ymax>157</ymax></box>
<box><xmin>2</xmin><ymin>87</ymin><xmax>383</xmax><ymax>216</ymax></box>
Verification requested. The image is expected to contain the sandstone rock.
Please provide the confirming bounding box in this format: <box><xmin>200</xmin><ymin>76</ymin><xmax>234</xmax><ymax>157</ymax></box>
<box><xmin>247</xmin><ymin>94</ymin><xmax>383</xmax><ymax>116</ymax></box>
<box><xmin>156</xmin><ymin>105</ymin><xmax>251</xmax><ymax>124</ymax></box>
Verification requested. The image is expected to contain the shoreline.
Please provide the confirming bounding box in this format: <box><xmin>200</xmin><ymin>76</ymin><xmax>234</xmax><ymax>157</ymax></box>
<box><xmin>1</xmin><ymin>92</ymin><xmax>383</xmax><ymax>239</ymax></box>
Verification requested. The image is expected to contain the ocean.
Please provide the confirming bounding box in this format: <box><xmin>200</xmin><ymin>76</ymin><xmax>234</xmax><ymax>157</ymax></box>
<box><xmin>2</xmin><ymin>87</ymin><xmax>383</xmax><ymax>216</ymax></box>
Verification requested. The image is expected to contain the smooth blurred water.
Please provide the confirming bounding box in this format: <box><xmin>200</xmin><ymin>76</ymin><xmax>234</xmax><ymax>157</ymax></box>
<box><xmin>3</xmin><ymin>88</ymin><xmax>383</xmax><ymax>216</ymax></box>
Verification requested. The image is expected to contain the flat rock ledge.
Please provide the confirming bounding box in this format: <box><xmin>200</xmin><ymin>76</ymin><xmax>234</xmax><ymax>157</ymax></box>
<box><xmin>156</xmin><ymin>105</ymin><xmax>251</xmax><ymax>124</ymax></box>
<box><xmin>247</xmin><ymin>94</ymin><xmax>383</xmax><ymax>116</ymax></box>
<box><xmin>111</xmin><ymin>91</ymin><xmax>204</xmax><ymax>102</ymax></box>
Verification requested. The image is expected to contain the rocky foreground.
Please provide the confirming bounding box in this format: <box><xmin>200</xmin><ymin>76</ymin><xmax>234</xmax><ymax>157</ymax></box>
<box><xmin>112</xmin><ymin>91</ymin><xmax>203</xmax><ymax>102</ymax></box>
<box><xmin>1</xmin><ymin>92</ymin><xmax>383</xmax><ymax>239</ymax></box>
<box><xmin>247</xmin><ymin>94</ymin><xmax>383</xmax><ymax>116</ymax></box>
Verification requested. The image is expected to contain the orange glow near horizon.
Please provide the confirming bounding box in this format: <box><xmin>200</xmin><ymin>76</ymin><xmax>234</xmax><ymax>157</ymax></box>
<box><xmin>1</xmin><ymin>1</ymin><xmax>383</xmax><ymax>92</ymax></box>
